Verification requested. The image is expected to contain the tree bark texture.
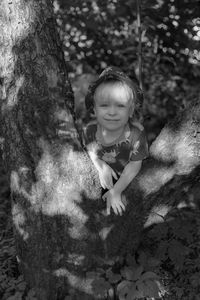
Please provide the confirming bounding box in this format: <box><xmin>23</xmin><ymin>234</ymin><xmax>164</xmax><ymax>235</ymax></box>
<box><xmin>0</xmin><ymin>0</ymin><xmax>200</xmax><ymax>299</ymax></box>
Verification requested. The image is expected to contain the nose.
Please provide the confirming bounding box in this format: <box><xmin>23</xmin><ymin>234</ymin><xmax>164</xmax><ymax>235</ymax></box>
<box><xmin>108</xmin><ymin>105</ymin><xmax>116</xmax><ymax>115</ymax></box>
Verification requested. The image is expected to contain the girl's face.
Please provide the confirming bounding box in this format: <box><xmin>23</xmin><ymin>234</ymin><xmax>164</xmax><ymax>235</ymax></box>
<box><xmin>94</xmin><ymin>82</ymin><xmax>134</xmax><ymax>133</ymax></box>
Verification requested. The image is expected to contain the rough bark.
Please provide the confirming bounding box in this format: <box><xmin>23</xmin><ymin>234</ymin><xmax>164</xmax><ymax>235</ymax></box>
<box><xmin>0</xmin><ymin>1</ymin><xmax>102</xmax><ymax>299</ymax></box>
<box><xmin>0</xmin><ymin>0</ymin><xmax>200</xmax><ymax>299</ymax></box>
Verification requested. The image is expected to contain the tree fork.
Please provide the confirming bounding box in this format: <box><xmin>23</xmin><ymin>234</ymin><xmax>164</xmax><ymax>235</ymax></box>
<box><xmin>0</xmin><ymin>0</ymin><xmax>200</xmax><ymax>299</ymax></box>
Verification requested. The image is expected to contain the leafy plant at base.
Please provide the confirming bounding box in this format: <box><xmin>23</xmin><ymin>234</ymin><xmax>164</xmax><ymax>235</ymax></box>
<box><xmin>90</xmin><ymin>252</ymin><xmax>166</xmax><ymax>299</ymax></box>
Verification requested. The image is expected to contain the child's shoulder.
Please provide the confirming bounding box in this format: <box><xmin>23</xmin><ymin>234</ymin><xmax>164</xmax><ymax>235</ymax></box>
<box><xmin>131</xmin><ymin>122</ymin><xmax>144</xmax><ymax>132</ymax></box>
<box><xmin>129</xmin><ymin>123</ymin><xmax>146</xmax><ymax>144</ymax></box>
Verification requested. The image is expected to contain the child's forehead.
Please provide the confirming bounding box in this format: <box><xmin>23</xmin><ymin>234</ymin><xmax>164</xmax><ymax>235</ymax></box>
<box><xmin>94</xmin><ymin>81</ymin><xmax>132</xmax><ymax>100</ymax></box>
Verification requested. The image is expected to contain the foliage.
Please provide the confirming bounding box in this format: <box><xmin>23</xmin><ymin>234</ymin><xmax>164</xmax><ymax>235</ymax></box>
<box><xmin>88</xmin><ymin>256</ymin><xmax>165</xmax><ymax>299</ymax></box>
<box><xmin>54</xmin><ymin>0</ymin><xmax>200</xmax><ymax>139</ymax></box>
<box><xmin>85</xmin><ymin>209</ymin><xmax>200</xmax><ymax>300</ymax></box>
<box><xmin>55</xmin><ymin>0</ymin><xmax>200</xmax><ymax>72</ymax></box>
<box><xmin>87</xmin><ymin>207</ymin><xmax>200</xmax><ymax>300</ymax></box>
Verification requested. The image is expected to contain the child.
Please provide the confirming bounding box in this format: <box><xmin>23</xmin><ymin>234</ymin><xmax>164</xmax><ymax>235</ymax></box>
<box><xmin>83</xmin><ymin>67</ymin><xmax>148</xmax><ymax>216</ymax></box>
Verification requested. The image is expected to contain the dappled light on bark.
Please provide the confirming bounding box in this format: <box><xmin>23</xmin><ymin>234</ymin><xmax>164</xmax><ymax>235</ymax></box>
<box><xmin>138</xmin><ymin>165</ymin><xmax>176</xmax><ymax>196</ymax></box>
<box><xmin>53</xmin><ymin>268</ymin><xmax>94</xmax><ymax>295</ymax></box>
<box><xmin>12</xmin><ymin>203</ymin><xmax>29</xmax><ymax>241</ymax></box>
<box><xmin>138</xmin><ymin>102</ymin><xmax>200</xmax><ymax>199</ymax></box>
<box><xmin>0</xmin><ymin>1</ymin><xmax>104</xmax><ymax>298</ymax></box>
<box><xmin>144</xmin><ymin>204</ymin><xmax>171</xmax><ymax>228</ymax></box>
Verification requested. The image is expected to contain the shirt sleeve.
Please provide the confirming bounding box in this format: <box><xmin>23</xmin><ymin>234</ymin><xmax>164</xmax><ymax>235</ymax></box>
<box><xmin>129</xmin><ymin>129</ymin><xmax>148</xmax><ymax>161</ymax></box>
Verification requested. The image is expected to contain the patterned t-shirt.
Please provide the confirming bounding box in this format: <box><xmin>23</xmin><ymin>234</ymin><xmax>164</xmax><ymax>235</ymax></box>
<box><xmin>83</xmin><ymin>122</ymin><xmax>148</xmax><ymax>176</ymax></box>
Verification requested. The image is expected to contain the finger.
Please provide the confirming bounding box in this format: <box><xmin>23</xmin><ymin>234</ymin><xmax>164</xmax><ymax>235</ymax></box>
<box><xmin>100</xmin><ymin>180</ymin><xmax>105</xmax><ymax>189</ymax></box>
<box><xmin>106</xmin><ymin>176</ymin><xmax>113</xmax><ymax>189</ymax></box>
<box><xmin>103</xmin><ymin>181</ymin><xmax>109</xmax><ymax>190</ymax></box>
<box><xmin>105</xmin><ymin>183</ymin><xmax>112</xmax><ymax>190</ymax></box>
<box><xmin>117</xmin><ymin>206</ymin><xmax>122</xmax><ymax>216</ymax></box>
<box><xmin>109</xmin><ymin>176</ymin><xmax>114</xmax><ymax>187</ymax></box>
<box><xmin>120</xmin><ymin>202</ymin><xmax>126</xmax><ymax>211</ymax></box>
<box><xmin>108</xmin><ymin>181</ymin><xmax>113</xmax><ymax>189</ymax></box>
<box><xmin>106</xmin><ymin>200</ymin><xmax>111</xmax><ymax>215</ymax></box>
<box><xmin>111</xmin><ymin>170</ymin><xmax>118</xmax><ymax>180</ymax></box>
<box><xmin>115</xmin><ymin>202</ymin><xmax>124</xmax><ymax>215</ymax></box>
<box><xmin>107</xmin><ymin>206</ymin><xmax>110</xmax><ymax>215</ymax></box>
<box><xmin>113</xmin><ymin>205</ymin><xmax>119</xmax><ymax>215</ymax></box>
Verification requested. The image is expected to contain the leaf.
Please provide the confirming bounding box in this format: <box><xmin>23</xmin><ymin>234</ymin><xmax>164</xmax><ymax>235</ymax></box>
<box><xmin>121</xmin><ymin>267</ymin><xmax>134</xmax><ymax>281</ymax></box>
<box><xmin>173</xmin><ymin>287</ymin><xmax>184</xmax><ymax>298</ymax></box>
<box><xmin>106</xmin><ymin>269</ymin><xmax>122</xmax><ymax>284</ymax></box>
<box><xmin>168</xmin><ymin>239</ymin><xmax>189</xmax><ymax>269</ymax></box>
<box><xmin>121</xmin><ymin>266</ymin><xmax>143</xmax><ymax>281</ymax></box>
<box><xmin>156</xmin><ymin>240</ymin><xmax>168</xmax><ymax>261</ymax></box>
<box><xmin>25</xmin><ymin>288</ymin><xmax>37</xmax><ymax>300</ymax></box>
<box><xmin>117</xmin><ymin>280</ymin><xmax>133</xmax><ymax>300</ymax></box>
<box><xmin>142</xmin><ymin>279</ymin><xmax>160</xmax><ymax>298</ymax></box>
<box><xmin>92</xmin><ymin>278</ymin><xmax>111</xmax><ymax>296</ymax></box>
<box><xmin>133</xmin><ymin>266</ymin><xmax>144</xmax><ymax>281</ymax></box>
<box><xmin>170</xmin><ymin>221</ymin><xmax>194</xmax><ymax>242</ymax></box>
<box><xmin>150</xmin><ymin>223</ymin><xmax>168</xmax><ymax>240</ymax></box>
<box><xmin>190</xmin><ymin>273</ymin><xmax>200</xmax><ymax>287</ymax></box>
<box><xmin>140</xmin><ymin>271</ymin><xmax>159</xmax><ymax>281</ymax></box>
<box><xmin>126</xmin><ymin>254</ymin><xmax>137</xmax><ymax>267</ymax></box>
<box><xmin>138</xmin><ymin>251</ymin><xmax>148</xmax><ymax>267</ymax></box>
<box><xmin>127</xmin><ymin>282</ymin><xmax>144</xmax><ymax>300</ymax></box>
<box><xmin>147</xmin><ymin>257</ymin><xmax>161</xmax><ymax>268</ymax></box>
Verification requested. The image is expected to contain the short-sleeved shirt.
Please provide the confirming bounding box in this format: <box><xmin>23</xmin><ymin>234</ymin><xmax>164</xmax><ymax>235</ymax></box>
<box><xmin>83</xmin><ymin>122</ymin><xmax>148</xmax><ymax>176</ymax></box>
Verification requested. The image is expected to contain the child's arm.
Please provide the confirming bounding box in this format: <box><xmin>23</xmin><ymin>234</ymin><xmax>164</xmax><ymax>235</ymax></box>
<box><xmin>88</xmin><ymin>149</ymin><xmax>118</xmax><ymax>189</ymax></box>
<box><xmin>113</xmin><ymin>160</ymin><xmax>142</xmax><ymax>194</ymax></box>
<box><xmin>103</xmin><ymin>160</ymin><xmax>142</xmax><ymax>215</ymax></box>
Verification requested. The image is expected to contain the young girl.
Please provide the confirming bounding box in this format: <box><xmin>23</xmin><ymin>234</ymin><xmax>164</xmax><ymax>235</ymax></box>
<box><xmin>83</xmin><ymin>67</ymin><xmax>148</xmax><ymax>216</ymax></box>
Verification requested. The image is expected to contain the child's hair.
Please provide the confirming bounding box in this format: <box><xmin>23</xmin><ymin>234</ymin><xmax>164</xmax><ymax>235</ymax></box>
<box><xmin>85</xmin><ymin>66</ymin><xmax>144</xmax><ymax>125</ymax></box>
<box><xmin>93</xmin><ymin>79</ymin><xmax>134</xmax><ymax>105</ymax></box>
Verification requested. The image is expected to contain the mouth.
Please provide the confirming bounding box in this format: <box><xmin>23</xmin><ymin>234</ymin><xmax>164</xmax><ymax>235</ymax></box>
<box><xmin>104</xmin><ymin>119</ymin><xmax>119</xmax><ymax>121</ymax></box>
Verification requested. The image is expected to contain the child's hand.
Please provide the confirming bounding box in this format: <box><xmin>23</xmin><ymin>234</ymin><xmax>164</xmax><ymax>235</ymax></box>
<box><xmin>95</xmin><ymin>159</ymin><xmax>118</xmax><ymax>189</ymax></box>
<box><xmin>102</xmin><ymin>189</ymin><xmax>126</xmax><ymax>216</ymax></box>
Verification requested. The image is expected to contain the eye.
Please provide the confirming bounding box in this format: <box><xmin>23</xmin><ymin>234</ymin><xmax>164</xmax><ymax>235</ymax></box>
<box><xmin>100</xmin><ymin>104</ymin><xmax>108</xmax><ymax>107</ymax></box>
<box><xmin>118</xmin><ymin>104</ymin><xmax>125</xmax><ymax>108</ymax></box>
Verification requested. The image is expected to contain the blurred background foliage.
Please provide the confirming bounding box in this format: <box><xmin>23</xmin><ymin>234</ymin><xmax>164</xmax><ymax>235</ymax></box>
<box><xmin>54</xmin><ymin>0</ymin><xmax>200</xmax><ymax>140</ymax></box>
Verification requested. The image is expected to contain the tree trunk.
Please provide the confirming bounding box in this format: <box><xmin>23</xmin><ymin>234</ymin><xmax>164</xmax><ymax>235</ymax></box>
<box><xmin>0</xmin><ymin>0</ymin><xmax>200</xmax><ymax>299</ymax></box>
<box><xmin>0</xmin><ymin>1</ymin><xmax>103</xmax><ymax>299</ymax></box>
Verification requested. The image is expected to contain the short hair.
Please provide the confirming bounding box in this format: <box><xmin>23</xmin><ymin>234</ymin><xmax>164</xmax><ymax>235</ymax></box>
<box><xmin>93</xmin><ymin>80</ymin><xmax>134</xmax><ymax>105</ymax></box>
<box><xmin>85</xmin><ymin>67</ymin><xmax>144</xmax><ymax>124</ymax></box>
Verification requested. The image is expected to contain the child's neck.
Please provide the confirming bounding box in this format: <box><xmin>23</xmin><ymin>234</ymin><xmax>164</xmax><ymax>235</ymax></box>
<box><xmin>100</xmin><ymin>126</ymin><xmax>126</xmax><ymax>144</ymax></box>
